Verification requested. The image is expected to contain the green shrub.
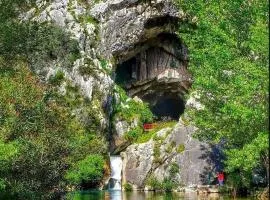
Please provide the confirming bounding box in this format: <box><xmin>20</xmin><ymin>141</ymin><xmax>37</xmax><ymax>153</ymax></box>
<box><xmin>177</xmin><ymin>144</ymin><xmax>185</xmax><ymax>153</ymax></box>
<box><xmin>153</xmin><ymin>140</ymin><xmax>162</xmax><ymax>163</ymax></box>
<box><xmin>171</xmin><ymin>141</ymin><xmax>176</xmax><ymax>147</ymax></box>
<box><xmin>162</xmin><ymin>178</ymin><xmax>175</xmax><ymax>192</ymax></box>
<box><xmin>48</xmin><ymin>70</ymin><xmax>65</xmax><ymax>85</ymax></box>
<box><xmin>100</xmin><ymin>59</ymin><xmax>107</xmax><ymax>69</ymax></box>
<box><xmin>146</xmin><ymin>175</ymin><xmax>163</xmax><ymax>190</ymax></box>
<box><xmin>124</xmin><ymin>127</ymin><xmax>142</xmax><ymax>142</ymax></box>
<box><xmin>123</xmin><ymin>183</ymin><xmax>133</xmax><ymax>191</ymax></box>
<box><xmin>169</xmin><ymin>162</ymin><xmax>180</xmax><ymax>177</ymax></box>
<box><xmin>181</xmin><ymin>116</ymin><xmax>190</xmax><ymax>126</ymax></box>
<box><xmin>165</xmin><ymin>145</ymin><xmax>173</xmax><ymax>154</ymax></box>
<box><xmin>65</xmin><ymin>154</ymin><xmax>104</xmax><ymax>185</ymax></box>
<box><xmin>113</xmin><ymin>85</ymin><xmax>154</xmax><ymax>124</ymax></box>
<box><xmin>99</xmin><ymin>58</ymin><xmax>112</xmax><ymax>74</ymax></box>
<box><xmin>146</xmin><ymin>163</ymin><xmax>180</xmax><ymax>192</ymax></box>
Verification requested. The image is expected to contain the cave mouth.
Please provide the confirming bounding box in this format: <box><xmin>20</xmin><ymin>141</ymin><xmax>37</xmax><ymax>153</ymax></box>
<box><xmin>115</xmin><ymin>57</ymin><xmax>136</xmax><ymax>88</ymax></box>
<box><xmin>142</xmin><ymin>93</ymin><xmax>185</xmax><ymax>121</ymax></box>
<box><xmin>115</xmin><ymin>60</ymin><xmax>187</xmax><ymax>120</ymax></box>
<box><xmin>114</xmin><ymin>33</ymin><xmax>190</xmax><ymax>121</ymax></box>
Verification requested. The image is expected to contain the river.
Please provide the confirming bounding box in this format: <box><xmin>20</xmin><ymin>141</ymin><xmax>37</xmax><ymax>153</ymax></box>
<box><xmin>66</xmin><ymin>190</ymin><xmax>254</xmax><ymax>200</ymax></box>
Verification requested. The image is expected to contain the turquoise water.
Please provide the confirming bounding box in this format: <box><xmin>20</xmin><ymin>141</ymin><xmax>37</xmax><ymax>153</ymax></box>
<box><xmin>66</xmin><ymin>190</ymin><xmax>252</xmax><ymax>200</ymax></box>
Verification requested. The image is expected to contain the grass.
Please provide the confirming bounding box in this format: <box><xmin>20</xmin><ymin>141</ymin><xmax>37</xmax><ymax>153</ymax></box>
<box><xmin>135</xmin><ymin>121</ymin><xmax>177</xmax><ymax>143</ymax></box>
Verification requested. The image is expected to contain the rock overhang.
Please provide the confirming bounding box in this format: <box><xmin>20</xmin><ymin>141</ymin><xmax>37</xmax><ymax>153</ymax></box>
<box><xmin>90</xmin><ymin>0</ymin><xmax>187</xmax><ymax>59</ymax></box>
<box><xmin>91</xmin><ymin>0</ymin><xmax>191</xmax><ymax>120</ymax></box>
<box><xmin>113</xmin><ymin>32</ymin><xmax>191</xmax><ymax>119</ymax></box>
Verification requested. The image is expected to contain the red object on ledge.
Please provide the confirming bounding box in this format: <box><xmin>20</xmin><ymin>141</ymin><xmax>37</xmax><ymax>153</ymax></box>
<box><xmin>143</xmin><ymin>123</ymin><xmax>156</xmax><ymax>131</ymax></box>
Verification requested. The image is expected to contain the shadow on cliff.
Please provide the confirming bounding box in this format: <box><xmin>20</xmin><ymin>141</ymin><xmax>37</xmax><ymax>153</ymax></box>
<box><xmin>198</xmin><ymin>143</ymin><xmax>225</xmax><ymax>185</ymax></box>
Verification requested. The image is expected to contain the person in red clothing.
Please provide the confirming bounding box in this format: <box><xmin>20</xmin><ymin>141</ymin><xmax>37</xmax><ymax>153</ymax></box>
<box><xmin>217</xmin><ymin>171</ymin><xmax>224</xmax><ymax>186</ymax></box>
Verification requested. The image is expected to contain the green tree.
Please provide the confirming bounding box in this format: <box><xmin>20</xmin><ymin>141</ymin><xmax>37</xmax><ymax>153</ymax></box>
<box><xmin>175</xmin><ymin>0</ymin><xmax>269</xmax><ymax>192</ymax></box>
<box><xmin>0</xmin><ymin>0</ymin><xmax>105</xmax><ymax>199</ymax></box>
<box><xmin>65</xmin><ymin>155</ymin><xmax>105</xmax><ymax>186</ymax></box>
<box><xmin>0</xmin><ymin>63</ymin><xmax>107</xmax><ymax>199</ymax></box>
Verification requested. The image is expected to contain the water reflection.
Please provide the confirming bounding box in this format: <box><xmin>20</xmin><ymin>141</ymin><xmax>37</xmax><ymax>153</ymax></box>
<box><xmin>67</xmin><ymin>190</ymin><xmax>229</xmax><ymax>200</ymax></box>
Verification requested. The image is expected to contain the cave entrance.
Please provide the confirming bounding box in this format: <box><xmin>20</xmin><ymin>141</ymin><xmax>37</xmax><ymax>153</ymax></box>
<box><xmin>142</xmin><ymin>93</ymin><xmax>185</xmax><ymax>121</ymax></box>
<box><xmin>115</xmin><ymin>57</ymin><xmax>136</xmax><ymax>87</ymax></box>
<box><xmin>114</xmin><ymin>33</ymin><xmax>191</xmax><ymax>121</ymax></box>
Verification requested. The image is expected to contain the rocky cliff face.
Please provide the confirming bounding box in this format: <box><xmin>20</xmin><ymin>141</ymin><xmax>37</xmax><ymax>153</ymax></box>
<box><xmin>90</xmin><ymin>0</ymin><xmax>185</xmax><ymax>60</ymax></box>
<box><xmin>91</xmin><ymin>0</ymin><xmax>192</xmax><ymax>121</ymax></box>
<box><xmin>24</xmin><ymin>0</ymin><xmax>218</xmax><ymax>189</ymax></box>
<box><xmin>121</xmin><ymin>117</ymin><xmax>220</xmax><ymax>189</ymax></box>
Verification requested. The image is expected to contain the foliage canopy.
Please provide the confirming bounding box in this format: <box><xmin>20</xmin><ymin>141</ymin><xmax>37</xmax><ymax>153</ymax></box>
<box><xmin>175</xmin><ymin>0</ymin><xmax>269</xmax><ymax>189</ymax></box>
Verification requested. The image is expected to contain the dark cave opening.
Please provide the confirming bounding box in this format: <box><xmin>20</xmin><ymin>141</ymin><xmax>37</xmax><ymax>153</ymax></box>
<box><xmin>142</xmin><ymin>93</ymin><xmax>185</xmax><ymax>120</ymax></box>
<box><xmin>115</xmin><ymin>56</ymin><xmax>186</xmax><ymax>120</ymax></box>
<box><xmin>114</xmin><ymin>33</ymin><xmax>190</xmax><ymax>121</ymax></box>
<box><xmin>115</xmin><ymin>57</ymin><xmax>135</xmax><ymax>87</ymax></box>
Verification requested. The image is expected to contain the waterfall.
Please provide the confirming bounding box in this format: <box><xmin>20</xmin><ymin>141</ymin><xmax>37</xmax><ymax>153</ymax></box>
<box><xmin>109</xmin><ymin>156</ymin><xmax>123</xmax><ymax>190</ymax></box>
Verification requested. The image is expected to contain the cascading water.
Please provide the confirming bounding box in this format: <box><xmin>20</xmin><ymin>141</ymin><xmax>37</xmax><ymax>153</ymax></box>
<box><xmin>109</xmin><ymin>156</ymin><xmax>122</xmax><ymax>190</ymax></box>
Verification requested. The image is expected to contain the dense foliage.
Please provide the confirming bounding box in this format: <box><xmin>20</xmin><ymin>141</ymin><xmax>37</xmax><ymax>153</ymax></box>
<box><xmin>65</xmin><ymin>154</ymin><xmax>105</xmax><ymax>186</ymax></box>
<box><xmin>113</xmin><ymin>86</ymin><xmax>154</xmax><ymax>142</ymax></box>
<box><xmin>0</xmin><ymin>1</ymin><xmax>107</xmax><ymax>199</ymax></box>
<box><xmin>175</xmin><ymin>0</ymin><xmax>269</xmax><ymax>192</ymax></box>
<box><xmin>0</xmin><ymin>64</ymin><xmax>107</xmax><ymax>199</ymax></box>
<box><xmin>113</xmin><ymin>86</ymin><xmax>154</xmax><ymax>124</ymax></box>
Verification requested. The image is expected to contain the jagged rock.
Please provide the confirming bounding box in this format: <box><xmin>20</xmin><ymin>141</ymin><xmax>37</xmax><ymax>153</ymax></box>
<box><xmin>91</xmin><ymin>0</ymin><xmax>186</xmax><ymax>60</ymax></box>
<box><xmin>122</xmin><ymin>120</ymin><xmax>219</xmax><ymax>188</ymax></box>
<box><xmin>111</xmin><ymin>117</ymin><xmax>139</xmax><ymax>154</ymax></box>
<box><xmin>21</xmin><ymin>0</ymin><xmax>115</xmax><ymax>135</ymax></box>
<box><xmin>116</xmin><ymin>33</ymin><xmax>191</xmax><ymax>98</ymax></box>
<box><xmin>91</xmin><ymin>0</ymin><xmax>192</xmax><ymax>121</ymax></box>
<box><xmin>121</xmin><ymin>138</ymin><xmax>154</xmax><ymax>188</ymax></box>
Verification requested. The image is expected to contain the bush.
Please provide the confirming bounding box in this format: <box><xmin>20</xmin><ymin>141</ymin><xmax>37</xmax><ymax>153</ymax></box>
<box><xmin>123</xmin><ymin>183</ymin><xmax>133</xmax><ymax>191</ymax></box>
<box><xmin>124</xmin><ymin>127</ymin><xmax>142</xmax><ymax>142</ymax></box>
<box><xmin>165</xmin><ymin>145</ymin><xmax>173</xmax><ymax>153</ymax></box>
<box><xmin>153</xmin><ymin>141</ymin><xmax>162</xmax><ymax>163</ymax></box>
<box><xmin>113</xmin><ymin>85</ymin><xmax>154</xmax><ymax>124</ymax></box>
<box><xmin>146</xmin><ymin>176</ymin><xmax>163</xmax><ymax>191</ymax></box>
<box><xmin>48</xmin><ymin>70</ymin><xmax>65</xmax><ymax>85</ymax></box>
<box><xmin>169</xmin><ymin>162</ymin><xmax>180</xmax><ymax>177</ymax></box>
<box><xmin>162</xmin><ymin>163</ymin><xmax>180</xmax><ymax>192</ymax></box>
<box><xmin>78</xmin><ymin>65</ymin><xmax>96</xmax><ymax>76</ymax></box>
<box><xmin>162</xmin><ymin>178</ymin><xmax>175</xmax><ymax>192</ymax></box>
<box><xmin>177</xmin><ymin>144</ymin><xmax>185</xmax><ymax>153</ymax></box>
<box><xmin>65</xmin><ymin>154</ymin><xmax>105</xmax><ymax>186</ymax></box>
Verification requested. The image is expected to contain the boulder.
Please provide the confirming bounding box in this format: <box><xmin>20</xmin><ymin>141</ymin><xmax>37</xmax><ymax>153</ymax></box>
<box><xmin>122</xmin><ymin>119</ymin><xmax>220</xmax><ymax>188</ymax></box>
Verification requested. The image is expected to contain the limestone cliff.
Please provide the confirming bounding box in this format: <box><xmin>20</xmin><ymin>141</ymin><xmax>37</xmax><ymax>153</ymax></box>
<box><xmin>23</xmin><ymin>0</ymin><xmax>219</xmax><ymax>189</ymax></box>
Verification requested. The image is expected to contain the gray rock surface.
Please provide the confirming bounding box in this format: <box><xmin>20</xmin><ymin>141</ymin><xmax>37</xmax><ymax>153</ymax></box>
<box><xmin>21</xmin><ymin>0</ymin><xmax>115</xmax><ymax>133</ymax></box>
<box><xmin>90</xmin><ymin>0</ymin><xmax>187</xmax><ymax>60</ymax></box>
<box><xmin>122</xmin><ymin>119</ymin><xmax>216</xmax><ymax>189</ymax></box>
<box><xmin>121</xmin><ymin>138</ymin><xmax>154</xmax><ymax>188</ymax></box>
